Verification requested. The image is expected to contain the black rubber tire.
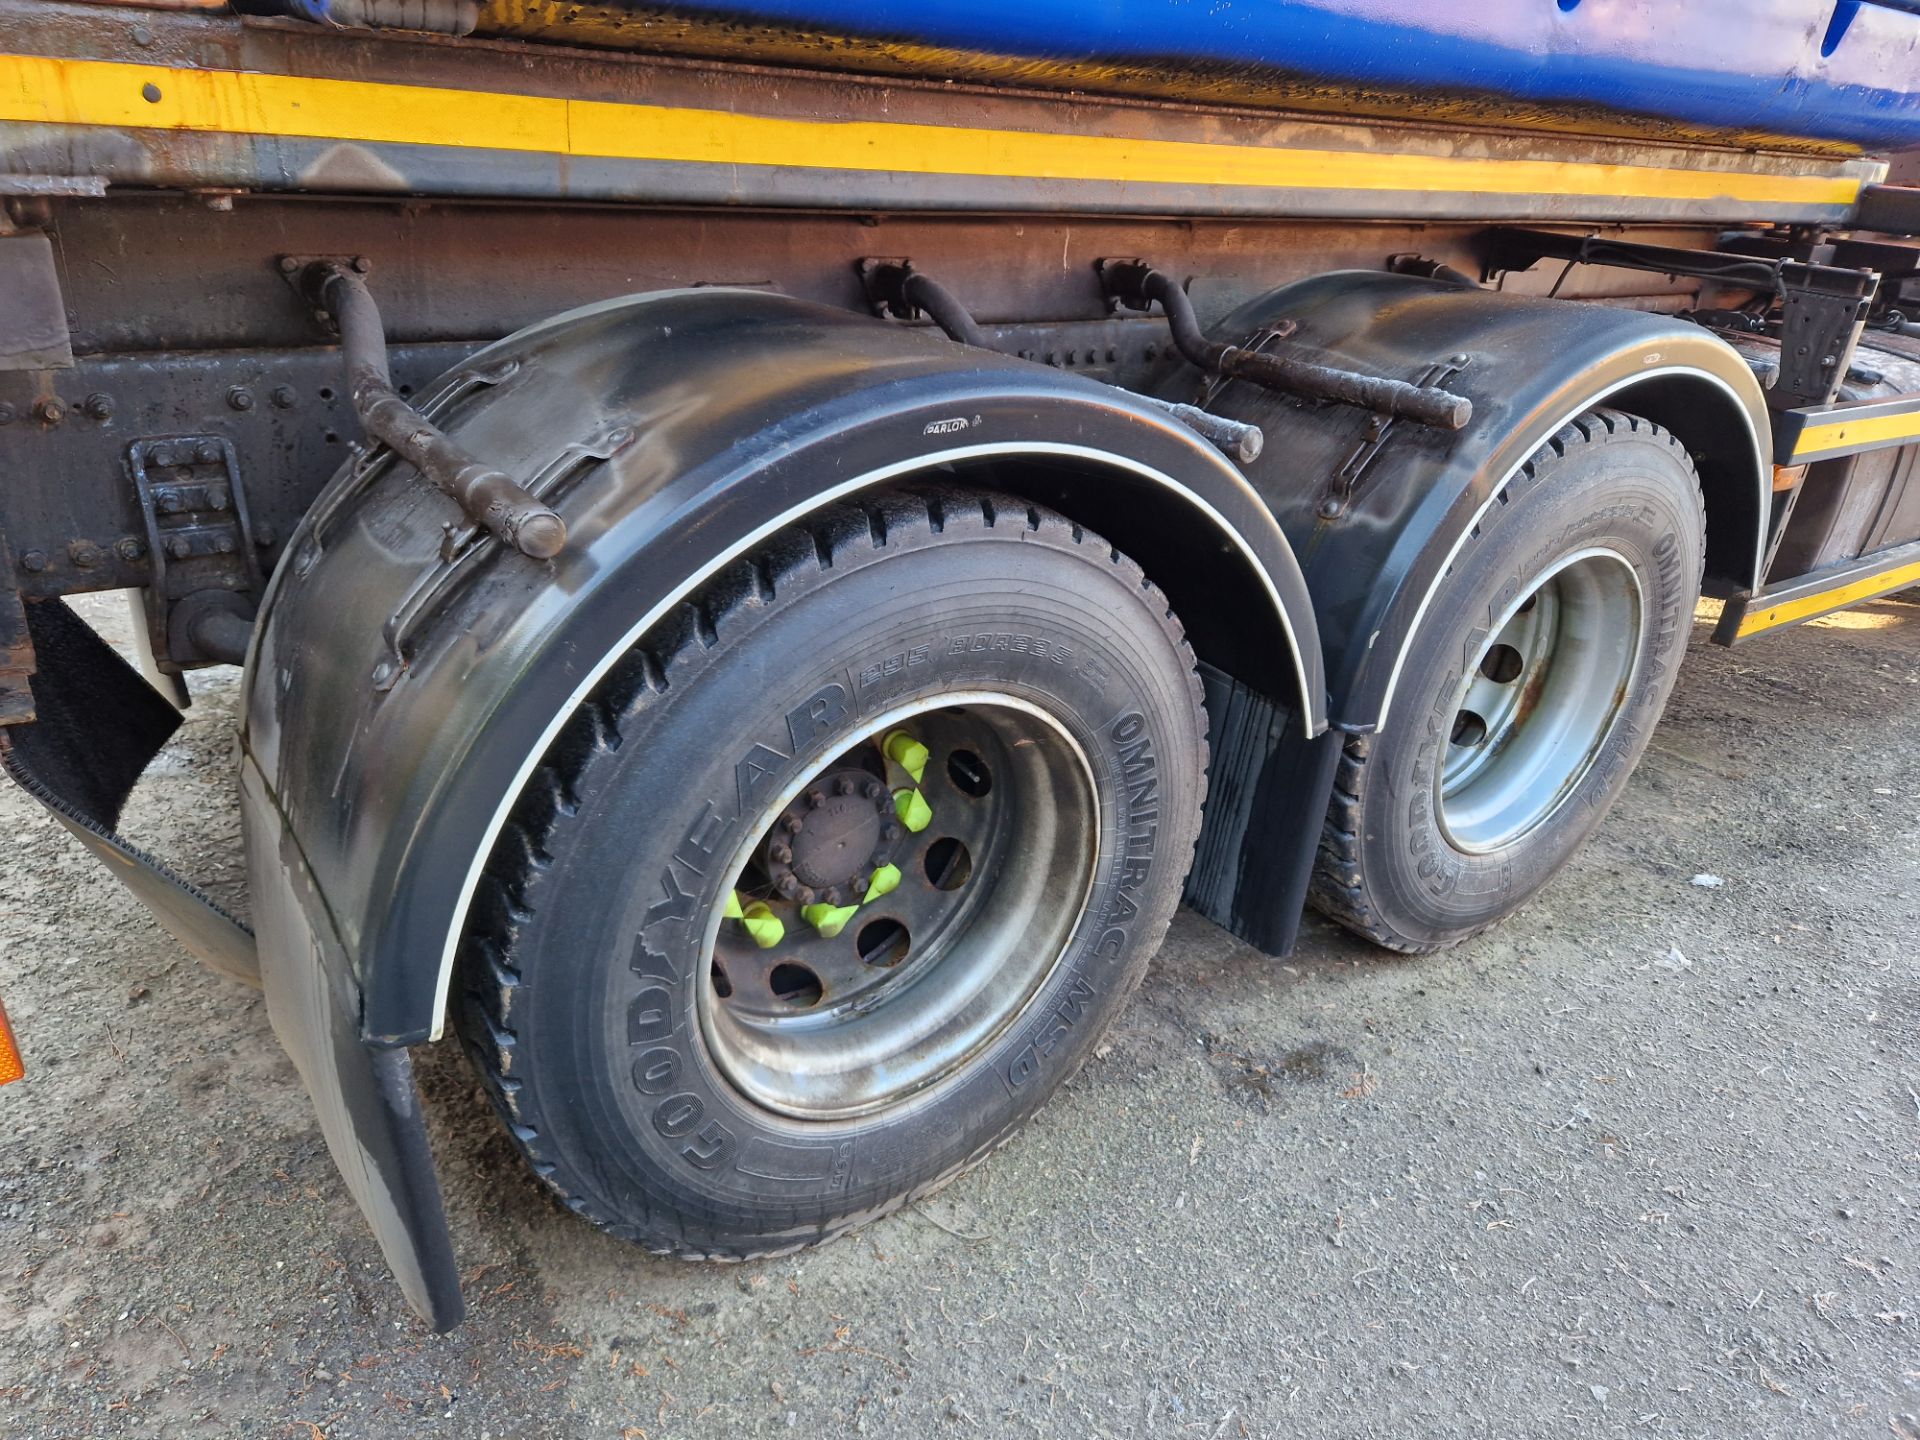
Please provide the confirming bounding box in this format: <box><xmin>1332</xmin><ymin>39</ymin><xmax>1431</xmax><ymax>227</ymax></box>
<box><xmin>456</xmin><ymin>487</ymin><xmax>1207</xmax><ymax>1258</ymax></box>
<box><xmin>1309</xmin><ymin>408</ymin><xmax>1704</xmax><ymax>953</ymax></box>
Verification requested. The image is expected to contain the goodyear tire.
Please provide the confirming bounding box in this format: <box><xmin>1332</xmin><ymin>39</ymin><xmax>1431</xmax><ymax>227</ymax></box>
<box><xmin>1310</xmin><ymin>409</ymin><xmax>1704</xmax><ymax>952</ymax></box>
<box><xmin>458</xmin><ymin>488</ymin><xmax>1206</xmax><ymax>1256</ymax></box>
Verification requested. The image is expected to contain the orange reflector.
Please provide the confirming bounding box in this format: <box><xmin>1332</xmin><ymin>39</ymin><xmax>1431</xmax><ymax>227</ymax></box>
<box><xmin>0</xmin><ymin>994</ymin><xmax>22</xmax><ymax>1086</ymax></box>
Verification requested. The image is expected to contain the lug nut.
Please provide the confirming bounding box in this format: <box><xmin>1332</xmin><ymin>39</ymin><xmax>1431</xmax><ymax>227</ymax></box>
<box><xmin>805</xmin><ymin>788</ymin><xmax>827</xmax><ymax>809</ymax></box>
<box><xmin>781</xmin><ymin>815</ymin><xmax>803</xmax><ymax>835</ymax></box>
<box><xmin>882</xmin><ymin>823</ymin><xmax>903</xmax><ymax>842</ymax></box>
<box><xmin>795</xmin><ymin>886</ymin><xmax>816</xmax><ymax>906</ymax></box>
<box><xmin>776</xmin><ymin>874</ymin><xmax>799</xmax><ymax>898</ymax></box>
<box><xmin>836</xmin><ymin>777</ymin><xmax>857</xmax><ymax>796</ymax></box>
<box><xmin>769</xmin><ymin>842</ymin><xmax>792</xmax><ymax>865</ymax></box>
<box><xmin>865</xmin><ymin>779</ymin><xmax>887</xmax><ymax>800</ymax></box>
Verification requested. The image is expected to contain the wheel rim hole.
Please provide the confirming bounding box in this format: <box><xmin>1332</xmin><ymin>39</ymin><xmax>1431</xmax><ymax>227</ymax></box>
<box><xmin>857</xmin><ymin>918</ymin><xmax>911</xmax><ymax>968</ymax></box>
<box><xmin>768</xmin><ymin>962</ymin><xmax>823</xmax><ymax>1008</ymax></box>
<box><xmin>1480</xmin><ymin>643</ymin><xmax>1525</xmax><ymax>684</ymax></box>
<box><xmin>946</xmin><ymin>749</ymin><xmax>991</xmax><ymax>797</ymax></box>
<box><xmin>710</xmin><ymin>957</ymin><xmax>734</xmax><ymax>999</ymax></box>
<box><xmin>1451</xmin><ymin>709</ymin><xmax>1489</xmax><ymax>747</ymax></box>
<box><xmin>924</xmin><ymin>836</ymin><xmax>973</xmax><ymax>891</ymax></box>
<box><xmin>1515</xmin><ymin>594</ymin><xmax>1538</xmax><ymax>615</ymax></box>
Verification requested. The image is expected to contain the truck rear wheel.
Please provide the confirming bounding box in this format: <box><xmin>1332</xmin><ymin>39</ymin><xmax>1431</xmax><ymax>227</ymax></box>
<box><xmin>1310</xmin><ymin>409</ymin><xmax>1704</xmax><ymax>952</ymax></box>
<box><xmin>457</xmin><ymin>488</ymin><xmax>1206</xmax><ymax>1257</ymax></box>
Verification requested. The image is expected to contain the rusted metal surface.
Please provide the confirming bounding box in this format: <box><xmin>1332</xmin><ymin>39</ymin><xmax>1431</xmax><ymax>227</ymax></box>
<box><xmin>314</xmin><ymin>263</ymin><xmax>566</xmax><ymax>559</ymax></box>
<box><xmin>1103</xmin><ymin>259</ymin><xmax>1474</xmax><ymax>430</ymax></box>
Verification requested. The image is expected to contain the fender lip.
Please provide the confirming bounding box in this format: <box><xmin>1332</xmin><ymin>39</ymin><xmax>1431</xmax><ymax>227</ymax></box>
<box><xmin>240</xmin><ymin>289</ymin><xmax>1324</xmax><ymax>1052</ymax></box>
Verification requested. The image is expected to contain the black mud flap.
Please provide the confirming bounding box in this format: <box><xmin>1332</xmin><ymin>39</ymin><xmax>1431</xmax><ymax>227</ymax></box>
<box><xmin>242</xmin><ymin>756</ymin><xmax>466</xmax><ymax>1332</ymax></box>
<box><xmin>1183</xmin><ymin>662</ymin><xmax>1342</xmax><ymax>954</ymax></box>
<box><xmin>0</xmin><ymin>597</ymin><xmax>462</xmax><ymax>1331</ymax></box>
<box><xmin>0</xmin><ymin>597</ymin><xmax>257</xmax><ymax>984</ymax></box>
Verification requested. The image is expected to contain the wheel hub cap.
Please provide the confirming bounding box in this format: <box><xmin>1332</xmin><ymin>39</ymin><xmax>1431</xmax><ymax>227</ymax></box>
<box><xmin>1437</xmin><ymin>548</ymin><xmax>1643</xmax><ymax>854</ymax></box>
<box><xmin>698</xmin><ymin>697</ymin><xmax>1098</xmax><ymax>1120</ymax></box>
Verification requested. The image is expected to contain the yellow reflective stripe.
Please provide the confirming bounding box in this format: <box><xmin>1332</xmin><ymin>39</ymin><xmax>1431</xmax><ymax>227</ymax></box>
<box><xmin>0</xmin><ymin>54</ymin><xmax>1864</xmax><ymax>205</ymax></box>
<box><xmin>1738</xmin><ymin>557</ymin><xmax>1920</xmax><ymax>636</ymax></box>
<box><xmin>1792</xmin><ymin>410</ymin><xmax>1920</xmax><ymax>459</ymax></box>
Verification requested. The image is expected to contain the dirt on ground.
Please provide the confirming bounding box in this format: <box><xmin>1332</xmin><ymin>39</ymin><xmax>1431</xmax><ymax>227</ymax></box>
<box><xmin>1</xmin><ymin>594</ymin><xmax>1915</xmax><ymax>1440</ymax></box>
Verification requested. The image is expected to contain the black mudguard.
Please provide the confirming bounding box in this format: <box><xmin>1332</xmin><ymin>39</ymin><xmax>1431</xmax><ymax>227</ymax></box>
<box><xmin>1153</xmin><ymin>272</ymin><xmax>1774</xmax><ymax>732</ymax></box>
<box><xmin>240</xmin><ymin>289</ymin><xmax>1325</xmax><ymax>1324</ymax></box>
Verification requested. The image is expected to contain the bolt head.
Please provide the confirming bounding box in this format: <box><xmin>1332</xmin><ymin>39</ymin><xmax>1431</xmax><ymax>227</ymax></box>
<box><xmin>215</xmin><ymin>536</ymin><xmax>234</xmax><ymax>554</ymax></box>
<box><xmin>67</xmin><ymin>541</ymin><xmax>102</xmax><ymax>569</ymax></box>
<box><xmin>351</xmin><ymin>256</ymin><xmax>372</xmax><ymax>273</ymax></box>
<box><xmin>33</xmin><ymin>397</ymin><xmax>64</xmax><ymax>424</ymax></box>
<box><xmin>209</xmin><ymin>486</ymin><xmax>230</xmax><ymax>511</ymax></box>
<box><xmin>270</xmin><ymin>385</ymin><xmax>297</xmax><ymax>409</ymax></box>
<box><xmin>0</xmin><ymin>403</ymin><xmax>14</xmax><ymax>426</ymax></box>
<box><xmin>20</xmin><ymin>549</ymin><xmax>48</xmax><ymax>574</ymax></box>
<box><xmin>83</xmin><ymin>393</ymin><xmax>115</xmax><ymax>421</ymax></box>
<box><xmin>167</xmin><ymin>537</ymin><xmax>192</xmax><ymax>559</ymax></box>
<box><xmin>278</xmin><ymin>256</ymin><xmax>300</xmax><ymax>274</ymax></box>
<box><xmin>116</xmin><ymin>537</ymin><xmax>144</xmax><ymax>561</ymax></box>
<box><xmin>158</xmin><ymin>493</ymin><xmax>185</xmax><ymax>515</ymax></box>
<box><xmin>195</xmin><ymin>441</ymin><xmax>220</xmax><ymax>464</ymax></box>
<box><xmin>227</xmin><ymin>386</ymin><xmax>255</xmax><ymax>411</ymax></box>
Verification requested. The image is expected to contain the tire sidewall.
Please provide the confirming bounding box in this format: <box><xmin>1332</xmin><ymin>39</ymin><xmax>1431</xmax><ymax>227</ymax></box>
<box><xmin>1358</xmin><ymin>422</ymin><xmax>1701</xmax><ymax>944</ymax></box>
<box><xmin>511</xmin><ymin>524</ymin><xmax>1201</xmax><ymax>1248</ymax></box>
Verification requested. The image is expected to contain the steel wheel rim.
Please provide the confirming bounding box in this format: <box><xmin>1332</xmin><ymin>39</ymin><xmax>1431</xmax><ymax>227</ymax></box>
<box><xmin>696</xmin><ymin>694</ymin><xmax>1098</xmax><ymax>1121</ymax></box>
<box><xmin>1437</xmin><ymin>547</ymin><xmax>1643</xmax><ymax>854</ymax></box>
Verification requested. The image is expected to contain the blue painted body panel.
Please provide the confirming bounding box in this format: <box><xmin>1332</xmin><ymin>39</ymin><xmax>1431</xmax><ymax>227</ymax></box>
<box><xmin>626</xmin><ymin>0</ymin><xmax>1920</xmax><ymax>150</ymax></box>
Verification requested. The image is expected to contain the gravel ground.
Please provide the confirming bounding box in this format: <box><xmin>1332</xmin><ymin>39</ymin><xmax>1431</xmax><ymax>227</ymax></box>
<box><xmin>1</xmin><ymin>595</ymin><xmax>1916</xmax><ymax>1440</ymax></box>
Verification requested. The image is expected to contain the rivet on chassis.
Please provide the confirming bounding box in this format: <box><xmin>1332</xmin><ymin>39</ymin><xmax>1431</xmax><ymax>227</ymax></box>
<box><xmin>19</xmin><ymin>550</ymin><xmax>48</xmax><ymax>574</ymax></box>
